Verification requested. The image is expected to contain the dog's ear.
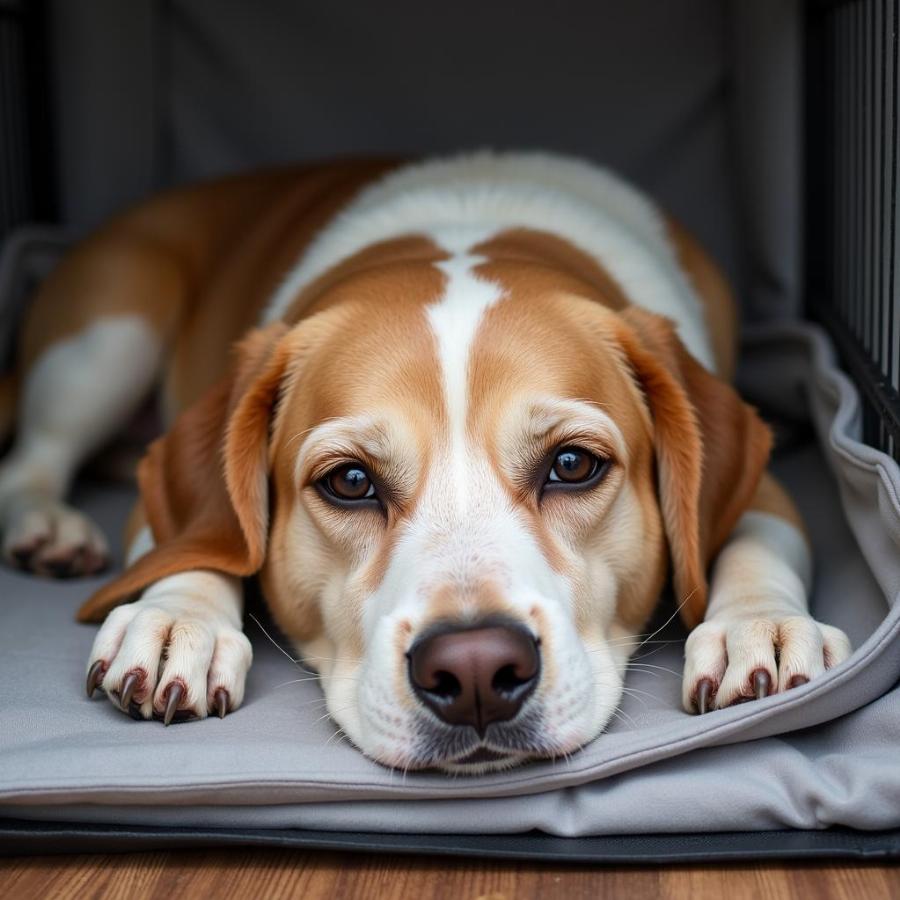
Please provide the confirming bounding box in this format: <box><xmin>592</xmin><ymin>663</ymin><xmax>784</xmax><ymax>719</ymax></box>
<box><xmin>614</xmin><ymin>307</ymin><xmax>771</xmax><ymax>628</ymax></box>
<box><xmin>77</xmin><ymin>322</ymin><xmax>294</xmax><ymax>622</ymax></box>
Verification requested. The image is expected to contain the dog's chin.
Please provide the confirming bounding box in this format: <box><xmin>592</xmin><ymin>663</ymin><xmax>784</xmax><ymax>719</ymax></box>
<box><xmin>395</xmin><ymin>733</ymin><xmax>594</xmax><ymax>775</ymax></box>
<box><xmin>354</xmin><ymin>706</ymin><xmax>606</xmax><ymax>774</ymax></box>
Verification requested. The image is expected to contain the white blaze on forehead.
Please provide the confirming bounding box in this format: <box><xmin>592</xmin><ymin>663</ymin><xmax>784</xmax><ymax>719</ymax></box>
<box><xmin>426</xmin><ymin>242</ymin><xmax>503</xmax><ymax>509</ymax></box>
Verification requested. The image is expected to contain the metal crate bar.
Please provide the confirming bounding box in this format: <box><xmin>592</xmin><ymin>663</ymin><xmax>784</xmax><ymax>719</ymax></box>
<box><xmin>0</xmin><ymin>0</ymin><xmax>54</xmax><ymax>241</ymax></box>
<box><xmin>807</xmin><ymin>0</ymin><xmax>900</xmax><ymax>460</ymax></box>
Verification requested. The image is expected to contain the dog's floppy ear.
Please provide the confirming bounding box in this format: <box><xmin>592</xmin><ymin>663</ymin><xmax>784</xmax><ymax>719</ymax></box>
<box><xmin>615</xmin><ymin>307</ymin><xmax>772</xmax><ymax>628</ymax></box>
<box><xmin>77</xmin><ymin>322</ymin><xmax>293</xmax><ymax>622</ymax></box>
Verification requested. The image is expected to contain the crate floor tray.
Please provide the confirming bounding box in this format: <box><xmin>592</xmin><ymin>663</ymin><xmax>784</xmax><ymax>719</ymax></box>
<box><xmin>4</xmin><ymin>820</ymin><xmax>900</xmax><ymax>863</ymax></box>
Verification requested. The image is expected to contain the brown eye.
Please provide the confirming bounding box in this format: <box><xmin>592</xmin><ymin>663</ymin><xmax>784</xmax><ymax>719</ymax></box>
<box><xmin>322</xmin><ymin>464</ymin><xmax>376</xmax><ymax>503</ymax></box>
<box><xmin>546</xmin><ymin>447</ymin><xmax>605</xmax><ymax>488</ymax></box>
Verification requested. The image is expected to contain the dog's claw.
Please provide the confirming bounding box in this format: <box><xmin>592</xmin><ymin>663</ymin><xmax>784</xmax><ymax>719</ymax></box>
<box><xmin>214</xmin><ymin>688</ymin><xmax>229</xmax><ymax>719</ymax></box>
<box><xmin>163</xmin><ymin>683</ymin><xmax>183</xmax><ymax>726</ymax></box>
<box><xmin>120</xmin><ymin>672</ymin><xmax>139</xmax><ymax>710</ymax></box>
<box><xmin>753</xmin><ymin>670</ymin><xmax>771</xmax><ymax>701</ymax></box>
<box><xmin>86</xmin><ymin>660</ymin><xmax>104</xmax><ymax>698</ymax></box>
<box><xmin>788</xmin><ymin>674</ymin><xmax>809</xmax><ymax>690</ymax></box>
<box><xmin>46</xmin><ymin>559</ymin><xmax>74</xmax><ymax>579</ymax></box>
<box><xmin>12</xmin><ymin>546</ymin><xmax>36</xmax><ymax>569</ymax></box>
<box><xmin>696</xmin><ymin>679</ymin><xmax>714</xmax><ymax>715</ymax></box>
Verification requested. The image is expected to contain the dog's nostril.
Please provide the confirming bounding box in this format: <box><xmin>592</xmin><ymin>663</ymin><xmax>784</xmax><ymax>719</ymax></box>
<box><xmin>430</xmin><ymin>670</ymin><xmax>462</xmax><ymax>699</ymax></box>
<box><xmin>492</xmin><ymin>663</ymin><xmax>531</xmax><ymax>695</ymax></box>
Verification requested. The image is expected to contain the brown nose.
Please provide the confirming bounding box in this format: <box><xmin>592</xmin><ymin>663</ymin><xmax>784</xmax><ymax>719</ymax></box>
<box><xmin>408</xmin><ymin>623</ymin><xmax>540</xmax><ymax>734</ymax></box>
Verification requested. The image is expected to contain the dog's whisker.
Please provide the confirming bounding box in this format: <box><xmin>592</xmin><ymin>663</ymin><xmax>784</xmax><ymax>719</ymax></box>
<box><xmin>297</xmin><ymin>655</ymin><xmax>363</xmax><ymax>665</ymax></box>
<box><xmin>622</xmin><ymin>667</ymin><xmax>663</xmax><ymax>679</ymax></box>
<box><xmin>314</xmin><ymin>704</ymin><xmax>355</xmax><ymax>726</ymax></box>
<box><xmin>605</xmin><ymin>637</ymin><xmax>683</xmax><ymax>648</ymax></box>
<box><xmin>623</xmin><ymin>662</ymin><xmax>681</xmax><ymax>678</ymax></box>
<box><xmin>272</xmin><ymin>675</ymin><xmax>328</xmax><ymax>687</ymax></box>
<box><xmin>295</xmin><ymin>697</ymin><xmax>330</xmax><ymax>708</ymax></box>
<box><xmin>629</xmin><ymin>642</ymin><xmax>677</xmax><ymax>663</ymax></box>
<box><xmin>248</xmin><ymin>613</ymin><xmax>303</xmax><ymax>667</ymax></box>
<box><xmin>277</xmin><ymin>690</ymin><xmax>329</xmax><ymax>708</ymax></box>
<box><xmin>271</xmin><ymin>673</ymin><xmax>360</xmax><ymax>691</ymax></box>
<box><xmin>273</xmin><ymin>678</ymin><xmax>320</xmax><ymax>689</ymax></box>
<box><xmin>609</xmin><ymin>705</ymin><xmax>639</xmax><ymax>728</ymax></box>
<box><xmin>618</xmin><ymin>685</ymin><xmax>662</xmax><ymax>700</ymax></box>
<box><xmin>324</xmin><ymin>726</ymin><xmax>349</xmax><ymax>750</ymax></box>
<box><xmin>624</xmin><ymin>595</ymin><xmax>693</xmax><ymax>654</ymax></box>
<box><xmin>615</xmin><ymin>688</ymin><xmax>654</xmax><ymax>709</ymax></box>
<box><xmin>602</xmin><ymin>598</ymin><xmax>695</xmax><ymax>654</ymax></box>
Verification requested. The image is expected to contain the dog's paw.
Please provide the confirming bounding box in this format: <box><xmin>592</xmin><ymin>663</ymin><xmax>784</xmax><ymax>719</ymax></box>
<box><xmin>85</xmin><ymin>580</ymin><xmax>252</xmax><ymax>723</ymax></box>
<box><xmin>682</xmin><ymin>614</ymin><xmax>851</xmax><ymax>714</ymax></box>
<box><xmin>1</xmin><ymin>495</ymin><xmax>109</xmax><ymax>577</ymax></box>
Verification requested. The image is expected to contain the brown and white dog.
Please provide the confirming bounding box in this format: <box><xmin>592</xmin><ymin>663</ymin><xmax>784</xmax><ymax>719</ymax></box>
<box><xmin>0</xmin><ymin>152</ymin><xmax>851</xmax><ymax>772</ymax></box>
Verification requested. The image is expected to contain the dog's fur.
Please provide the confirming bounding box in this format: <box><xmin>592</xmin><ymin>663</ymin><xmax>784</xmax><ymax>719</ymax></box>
<box><xmin>0</xmin><ymin>152</ymin><xmax>850</xmax><ymax>772</ymax></box>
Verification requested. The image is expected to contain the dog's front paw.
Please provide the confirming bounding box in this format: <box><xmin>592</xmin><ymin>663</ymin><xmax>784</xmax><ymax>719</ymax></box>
<box><xmin>682</xmin><ymin>614</ymin><xmax>851</xmax><ymax>714</ymax></box>
<box><xmin>85</xmin><ymin>577</ymin><xmax>252</xmax><ymax>723</ymax></box>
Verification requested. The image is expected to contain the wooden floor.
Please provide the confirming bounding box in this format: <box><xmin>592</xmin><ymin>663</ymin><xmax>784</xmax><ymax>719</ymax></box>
<box><xmin>2</xmin><ymin>850</ymin><xmax>899</xmax><ymax>900</ymax></box>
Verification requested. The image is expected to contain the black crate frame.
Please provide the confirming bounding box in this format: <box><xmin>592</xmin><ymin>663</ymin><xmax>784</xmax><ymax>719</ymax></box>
<box><xmin>0</xmin><ymin>0</ymin><xmax>55</xmax><ymax>238</ymax></box>
<box><xmin>806</xmin><ymin>0</ymin><xmax>900</xmax><ymax>461</ymax></box>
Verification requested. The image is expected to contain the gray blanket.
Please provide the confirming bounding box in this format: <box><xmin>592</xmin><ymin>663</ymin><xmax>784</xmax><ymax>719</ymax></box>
<box><xmin>1</xmin><ymin>322</ymin><xmax>898</xmax><ymax>836</ymax></box>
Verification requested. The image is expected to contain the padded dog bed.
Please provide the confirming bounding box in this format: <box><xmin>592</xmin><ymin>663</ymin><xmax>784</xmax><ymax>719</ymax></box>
<box><xmin>1</xmin><ymin>230</ymin><xmax>899</xmax><ymax>851</ymax></box>
<box><xmin>2</xmin><ymin>0</ymin><xmax>900</xmax><ymax>862</ymax></box>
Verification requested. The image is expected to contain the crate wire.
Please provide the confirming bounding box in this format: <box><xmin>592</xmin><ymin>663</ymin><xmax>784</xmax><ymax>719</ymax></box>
<box><xmin>807</xmin><ymin>0</ymin><xmax>900</xmax><ymax>461</ymax></box>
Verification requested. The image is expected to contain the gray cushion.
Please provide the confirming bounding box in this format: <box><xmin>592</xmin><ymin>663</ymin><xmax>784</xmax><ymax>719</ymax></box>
<box><xmin>1</xmin><ymin>322</ymin><xmax>899</xmax><ymax>835</ymax></box>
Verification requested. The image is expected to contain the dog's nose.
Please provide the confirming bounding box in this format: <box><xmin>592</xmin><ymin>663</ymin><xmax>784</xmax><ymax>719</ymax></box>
<box><xmin>408</xmin><ymin>623</ymin><xmax>540</xmax><ymax>734</ymax></box>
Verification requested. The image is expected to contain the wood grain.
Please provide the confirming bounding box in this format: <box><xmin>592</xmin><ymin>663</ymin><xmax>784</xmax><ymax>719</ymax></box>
<box><xmin>2</xmin><ymin>851</ymin><xmax>899</xmax><ymax>900</ymax></box>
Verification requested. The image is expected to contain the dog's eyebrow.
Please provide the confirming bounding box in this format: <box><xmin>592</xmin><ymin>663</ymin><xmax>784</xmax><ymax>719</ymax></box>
<box><xmin>293</xmin><ymin>414</ymin><xmax>415</xmax><ymax>483</ymax></box>
<box><xmin>522</xmin><ymin>398</ymin><xmax>628</xmax><ymax>460</ymax></box>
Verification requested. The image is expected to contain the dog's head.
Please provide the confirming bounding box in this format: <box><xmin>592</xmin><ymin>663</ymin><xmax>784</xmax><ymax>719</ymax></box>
<box><xmin>98</xmin><ymin>233</ymin><xmax>770</xmax><ymax>771</ymax></box>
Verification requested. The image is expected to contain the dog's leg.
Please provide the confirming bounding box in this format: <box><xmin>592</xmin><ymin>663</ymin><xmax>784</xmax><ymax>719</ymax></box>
<box><xmin>0</xmin><ymin>218</ymin><xmax>196</xmax><ymax>577</ymax></box>
<box><xmin>682</xmin><ymin>472</ymin><xmax>852</xmax><ymax>712</ymax></box>
<box><xmin>0</xmin><ymin>317</ymin><xmax>163</xmax><ymax>575</ymax></box>
<box><xmin>0</xmin><ymin>316</ymin><xmax>164</xmax><ymax>575</ymax></box>
<box><xmin>86</xmin><ymin>563</ymin><xmax>252</xmax><ymax>722</ymax></box>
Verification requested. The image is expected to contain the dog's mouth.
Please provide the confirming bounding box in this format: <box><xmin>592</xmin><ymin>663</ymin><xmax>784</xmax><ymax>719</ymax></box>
<box><xmin>435</xmin><ymin>745</ymin><xmax>525</xmax><ymax>773</ymax></box>
<box><xmin>454</xmin><ymin>747</ymin><xmax>511</xmax><ymax>765</ymax></box>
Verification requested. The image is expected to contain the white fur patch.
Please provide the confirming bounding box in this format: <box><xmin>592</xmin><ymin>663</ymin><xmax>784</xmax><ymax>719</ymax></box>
<box><xmin>707</xmin><ymin>511</ymin><xmax>813</xmax><ymax>617</ymax></box>
<box><xmin>263</xmin><ymin>151</ymin><xmax>716</xmax><ymax>370</ymax></box>
<box><xmin>426</xmin><ymin>250</ymin><xmax>503</xmax><ymax>508</ymax></box>
<box><xmin>0</xmin><ymin>315</ymin><xmax>162</xmax><ymax>499</ymax></box>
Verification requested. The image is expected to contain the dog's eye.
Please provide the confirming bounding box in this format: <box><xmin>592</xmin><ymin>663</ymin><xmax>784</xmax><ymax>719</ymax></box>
<box><xmin>545</xmin><ymin>447</ymin><xmax>606</xmax><ymax>489</ymax></box>
<box><xmin>321</xmin><ymin>464</ymin><xmax>376</xmax><ymax>503</ymax></box>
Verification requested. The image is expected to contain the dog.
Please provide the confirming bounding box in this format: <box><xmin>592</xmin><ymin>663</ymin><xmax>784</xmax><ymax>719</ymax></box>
<box><xmin>0</xmin><ymin>152</ymin><xmax>851</xmax><ymax>772</ymax></box>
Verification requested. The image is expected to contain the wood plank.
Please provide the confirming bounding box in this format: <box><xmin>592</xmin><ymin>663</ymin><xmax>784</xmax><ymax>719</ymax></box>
<box><xmin>2</xmin><ymin>852</ymin><xmax>899</xmax><ymax>900</ymax></box>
